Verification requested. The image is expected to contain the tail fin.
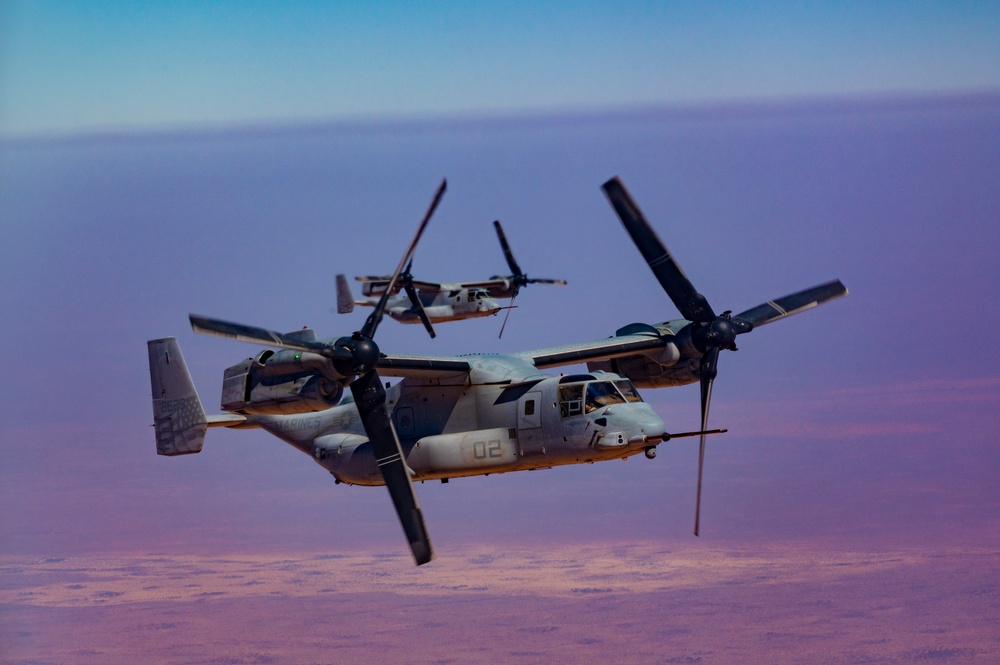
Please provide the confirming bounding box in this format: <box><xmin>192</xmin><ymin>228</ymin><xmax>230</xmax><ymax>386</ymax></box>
<box><xmin>336</xmin><ymin>274</ymin><xmax>355</xmax><ymax>313</ymax></box>
<box><xmin>148</xmin><ymin>337</ymin><xmax>208</xmax><ymax>456</ymax></box>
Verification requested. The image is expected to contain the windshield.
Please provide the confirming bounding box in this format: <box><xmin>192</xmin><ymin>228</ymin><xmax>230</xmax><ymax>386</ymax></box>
<box><xmin>614</xmin><ymin>379</ymin><xmax>642</xmax><ymax>403</ymax></box>
<box><xmin>585</xmin><ymin>381</ymin><xmax>626</xmax><ymax>412</ymax></box>
<box><xmin>559</xmin><ymin>379</ymin><xmax>643</xmax><ymax>417</ymax></box>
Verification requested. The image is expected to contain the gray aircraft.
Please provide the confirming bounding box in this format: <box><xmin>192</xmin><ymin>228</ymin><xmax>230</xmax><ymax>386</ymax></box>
<box><xmin>336</xmin><ymin>271</ymin><xmax>504</xmax><ymax>337</ymax></box>
<box><xmin>338</xmin><ymin>220</ymin><xmax>566</xmax><ymax>337</ymax></box>
<box><xmin>148</xmin><ymin>177</ymin><xmax>847</xmax><ymax>566</ymax></box>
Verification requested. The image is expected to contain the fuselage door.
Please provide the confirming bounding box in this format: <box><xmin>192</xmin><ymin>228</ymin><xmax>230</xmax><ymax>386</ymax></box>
<box><xmin>516</xmin><ymin>390</ymin><xmax>544</xmax><ymax>456</ymax></box>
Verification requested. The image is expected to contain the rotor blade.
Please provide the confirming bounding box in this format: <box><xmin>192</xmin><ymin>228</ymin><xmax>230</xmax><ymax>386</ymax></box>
<box><xmin>403</xmin><ymin>281</ymin><xmax>436</xmax><ymax>339</ymax></box>
<box><xmin>498</xmin><ymin>287</ymin><xmax>519</xmax><ymax>339</ymax></box>
<box><xmin>694</xmin><ymin>346</ymin><xmax>720</xmax><ymax>537</ymax></box>
<box><xmin>527</xmin><ymin>278</ymin><xmax>568</xmax><ymax>286</ymax></box>
<box><xmin>189</xmin><ymin>314</ymin><xmax>350</xmax><ymax>360</ymax></box>
<box><xmin>350</xmin><ymin>369</ymin><xmax>434</xmax><ymax>566</ymax></box>
<box><xmin>602</xmin><ymin>177</ymin><xmax>716</xmax><ymax>323</ymax></box>
<box><xmin>493</xmin><ymin>220</ymin><xmax>523</xmax><ymax>277</ymax></box>
<box><xmin>361</xmin><ymin>179</ymin><xmax>447</xmax><ymax>339</ymax></box>
<box><xmin>735</xmin><ymin>280</ymin><xmax>849</xmax><ymax>328</ymax></box>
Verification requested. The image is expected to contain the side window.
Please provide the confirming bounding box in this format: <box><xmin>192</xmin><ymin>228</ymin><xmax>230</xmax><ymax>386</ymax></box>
<box><xmin>524</xmin><ymin>400</ymin><xmax>535</xmax><ymax>417</ymax></box>
<box><xmin>558</xmin><ymin>385</ymin><xmax>584</xmax><ymax>417</ymax></box>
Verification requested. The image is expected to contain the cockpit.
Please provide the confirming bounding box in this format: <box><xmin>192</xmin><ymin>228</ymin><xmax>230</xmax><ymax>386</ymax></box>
<box><xmin>557</xmin><ymin>374</ymin><xmax>643</xmax><ymax>417</ymax></box>
<box><xmin>452</xmin><ymin>289</ymin><xmax>492</xmax><ymax>304</ymax></box>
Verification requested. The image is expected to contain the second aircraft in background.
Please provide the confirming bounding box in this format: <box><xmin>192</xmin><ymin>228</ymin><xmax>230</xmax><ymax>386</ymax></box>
<box><xmin>336</xmin><ymin>220</ymin><xmax>566</xmax><ymax>338</ymax></box>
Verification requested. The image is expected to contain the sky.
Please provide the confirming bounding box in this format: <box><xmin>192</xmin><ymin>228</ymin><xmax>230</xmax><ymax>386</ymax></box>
<box><xmin>2</xmin><ymin>1</ymin><xmax>1000</xmax><ymax>137</ymax></box>
<box><xmin>2</xmin><ymin>95</ymin><xmax>998</xmax><ymax>556</ymax></box>
<box><xmin>1</xmin><ymin>3</ymin><xmax>999</xmax><ymax>662</ymax></box>
<box><xmin>1</xmin><ymin>0</ymin><xmax>998</xmax><ymax>552</ymax></box>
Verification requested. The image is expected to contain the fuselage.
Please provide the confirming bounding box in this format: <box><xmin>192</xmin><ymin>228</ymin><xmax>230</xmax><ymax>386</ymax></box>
<box><xmin>240</xmin><ymin>359</ymin><xmax>664</xmax><ymax>486</ymax></box>
<box><xmin>377</xmin><ymin>286</ymin><xmax>501</xmax><ymax>324</ymax></box>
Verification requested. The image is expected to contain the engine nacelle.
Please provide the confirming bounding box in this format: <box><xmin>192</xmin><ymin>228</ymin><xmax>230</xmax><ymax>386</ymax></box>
<box><xmin>221</xmin><ymin>349</ymin><xmax>344</xmax><ymax>415</ymax></box>
<box><xmin>586</xmin><ymin>321</ymin><xmax>699</xmax><ymax>389</ymax></box>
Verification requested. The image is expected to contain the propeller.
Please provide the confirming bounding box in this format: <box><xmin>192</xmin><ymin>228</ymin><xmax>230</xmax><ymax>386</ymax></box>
<box><xmin>497</xmin><ymin>300</ymin><xmax>518</xmax><ymax>339</ymax></box>
<box><xmin>492</xmin><ymin>220</ymin><xmax>567</xmax><ymax>337</ymax></box>
<box><xmin>493</xmin><ymin>220</ymin><xmax>568</xmax><ymax>293</ymax></box>
<box><xmin>397</xmin><ymin>259</ymin><xmax>437</xmax><ymax>339</ymax></box>
<box><xmin>192</xmin><ymin>179</ymin><xmax>447</xmax><ymax>565</ymax></box>
<box><xmin>601</xmin><ymin>176</ymin><xmax>847</xmax><ymax>536</ymax></box>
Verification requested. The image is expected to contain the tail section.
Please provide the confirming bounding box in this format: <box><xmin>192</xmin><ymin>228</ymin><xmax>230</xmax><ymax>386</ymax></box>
<box><xmin>336</xmin><ymin>274</ymin><xmax>374</xmax><ymax>312</ymax></box>
<box><xmin>148</xmin><ymin>337</ymin><xmax>208</xmax><ymax>456</ymax></box>
<box><xmin>336</xmin><ymin>274</ymin><xmax>355</xmax><ymax>314</ymax></box>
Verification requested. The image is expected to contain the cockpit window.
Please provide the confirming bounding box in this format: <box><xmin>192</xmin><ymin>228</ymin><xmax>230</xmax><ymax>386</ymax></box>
<box><xmin>559</xmin><ymin>380</ymin><xmax>640</xmax><ymax>417</ymax></box>
<box><xmin>585</xmin><ymin>381</ymin><xmax>626</xmax><ymax>412</ymax></box>
<box><xmin>558</xmin><ymin>384</ymin><xmax>584</xmax><ymax>417</ymax></box>
<box><xmin>614</xmin><ymin>380</ymin><xmax>642</xmax><ymax>403</ymax></box>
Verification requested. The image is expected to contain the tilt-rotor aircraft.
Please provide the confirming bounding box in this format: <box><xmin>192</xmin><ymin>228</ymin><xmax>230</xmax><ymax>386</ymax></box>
<box><xmin>148</xmin><ymin>178</ymin><xmax>847</xmax><ymax>566</ymax></box>
<box><xmin>336</xmin><ymin>220</ymin><xmax>566</xmax><ymax>337</ymax></box>
<box><xmin>335</xmin><ymin>268</ymin><xmax>502</xmax><ymax>337</ymax></box>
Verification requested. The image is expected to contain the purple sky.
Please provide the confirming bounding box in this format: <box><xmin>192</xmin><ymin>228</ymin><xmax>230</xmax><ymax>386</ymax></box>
<box><xmin>1</xmin><ymin>94</ymin><xmax>998</xmax><ymax>559</ymax></box>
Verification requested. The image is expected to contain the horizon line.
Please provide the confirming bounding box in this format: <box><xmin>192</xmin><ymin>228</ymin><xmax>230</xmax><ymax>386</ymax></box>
<box><xmin>3</xmin><ymin>88</ymin><xmax>999</xmax><ymax>148</ymax></box>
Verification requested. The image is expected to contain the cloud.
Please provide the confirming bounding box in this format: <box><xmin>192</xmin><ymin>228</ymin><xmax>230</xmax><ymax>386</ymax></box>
<box><xmin>3</xmin><ymin>544</ymin><xmax>998</xmax><ymax>665</ymax></box>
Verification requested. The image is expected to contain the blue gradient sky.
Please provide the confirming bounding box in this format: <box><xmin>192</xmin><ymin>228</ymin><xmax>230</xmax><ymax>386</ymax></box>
<box><xmin>2</xmin><ymin>1</ymin><xmax>999</xmax><ymax>136</ymax></box>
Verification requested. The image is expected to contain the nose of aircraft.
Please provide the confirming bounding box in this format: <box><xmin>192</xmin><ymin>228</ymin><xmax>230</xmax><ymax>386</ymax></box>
<box><xmin>625</xmin><ymin>406</ymin><xmax>665</xmax><ymax>443</ymax></box>
<box><xmin>635</xmin><ymin>416</ymin><xmax>665</xmax><ymax>439</ymax></box>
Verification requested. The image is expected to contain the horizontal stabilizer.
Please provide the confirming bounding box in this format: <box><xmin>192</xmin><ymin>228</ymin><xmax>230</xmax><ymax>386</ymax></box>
<box><xmin>148</xmin><ymin>337</ymin><xmax>208</xmax><ymax>456</ymax></box>
<box><xmin>207</xmin><ymin>414</ymin><xmax>247</xmax><ymax>428</ymax></box>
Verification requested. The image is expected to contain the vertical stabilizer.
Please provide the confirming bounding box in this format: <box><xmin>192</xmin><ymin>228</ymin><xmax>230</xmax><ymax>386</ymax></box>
<box><xmin>148</xmin><ymin>337</ymin><xmax>208</xmax><ymax>456</ymax></box>
<box><xmin>336</xmin><ymin>274</ymin><xmax>356</xmax><ymax>314</ymax></box>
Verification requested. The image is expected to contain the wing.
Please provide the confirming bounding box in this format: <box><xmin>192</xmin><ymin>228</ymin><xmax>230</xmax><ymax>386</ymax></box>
<box><xmin>393</xmin><ymin>277</ymin><xmax>528</xmax><ymax>299</ymax></box>
<box><xmin>408</xmin><ymin>280</ymin><xmax>444</xmax><ymax>293</ymax></box>
<box><xmin>375</xmin><ymin>322</ymin><xmax>675</xmax><ymax>377</ymax></box>
<box><xmin>515</xmin><ymin>332</ymin><xmax>671</xmax><ymax>369</ymax></box>
<box><xmin>192</xmin><ymin>312</ymin><xmax>670</xmax><ymax>381</ymax></box>
<box><xmin>376</xmin><ymin>332</ymin><xmax>670</xmax><ymax>380</ymax></box>
<box><xmin>377</xmin><ymin>354</ymin><xmax>471</xmax><ymax>379</ymax></box>
<box><xmin>355</xmin><ymin>275</ymin><xmax>394</xmax><ymax>286</ymax></box>
<box><xmin>453</xmin><ymin>278</ymin><xmax>514</xmax><ymax>297</ymax></box>
<box><xmin>357</xmin><ymin>276</ymin><xmax>444</xmax><ymax>295</ymax></box>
